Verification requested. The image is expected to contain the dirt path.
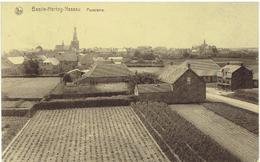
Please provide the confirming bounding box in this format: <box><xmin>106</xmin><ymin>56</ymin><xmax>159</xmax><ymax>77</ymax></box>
<box><xmin>170</xmin><ymin>104</ymin><xmax>258</xmax><ymax>162</ymax></box>
<box><xmin>3</xmin><ymin>107</ymin><xmax>169</xmax><ymax>162</ymax></box>
<box><xmin>206</xmin><ymin>88</ymin><xmax>258</xmax><ymax>114</ymax></box>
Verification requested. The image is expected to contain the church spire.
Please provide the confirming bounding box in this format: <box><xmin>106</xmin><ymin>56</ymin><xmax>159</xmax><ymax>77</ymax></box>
<box><xmin>73</xmin><ymin>27</ymin><xmax>78</xmax><ymax>41</ymax></box>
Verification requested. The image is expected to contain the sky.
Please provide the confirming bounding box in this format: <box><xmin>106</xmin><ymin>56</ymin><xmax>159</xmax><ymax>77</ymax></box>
<box><xmin>1</xmin><ymin>2</ymin><xmax>258</xmax><ymax>52</ymax></box>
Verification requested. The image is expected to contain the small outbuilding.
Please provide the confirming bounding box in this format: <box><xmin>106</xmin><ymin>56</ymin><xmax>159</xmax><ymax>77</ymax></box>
<box><xmin>157</xmin><ymin>63</ymin><xmax>206</xmax><ymax>103</ymax></box>
<box><xmin>217</xmin><ymin>64</ymin><xmax>253</xmax><ymax>91</ymax></box>
<box><xmin>135</xmin><ymin>83</ymin><xmax>173</xmax><ymax>103</ymax></box>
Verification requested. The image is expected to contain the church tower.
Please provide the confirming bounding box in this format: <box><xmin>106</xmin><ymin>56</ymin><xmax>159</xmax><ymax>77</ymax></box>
<box><xmin>70</xmin><ymin>27</ymin><xmax>79</xmax><ymax>51</ymax></box>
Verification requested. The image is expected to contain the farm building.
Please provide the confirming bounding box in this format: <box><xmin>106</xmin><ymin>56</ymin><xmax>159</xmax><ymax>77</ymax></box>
<box><xmin>54</xmin><ymin>52</ymin><xmax>78</xmax><ymax>72</ymax></box>
<box><xmin>66</xmin><ymin>69</ymin><xmax>84</xmax><ymax>82</ymax></box>
<box><xmin>2</xmin><ymin>56</ymin><xmax>26</xmax><ymax>75</ymax></box>
<box><xmin>76</xmin><ymin>64</ymin><xmax>134</xmax><ymax>84</ymax></box>
<box><xmin>217</xmin><ymin>64</ymin><xmax>253</xmax><ymax>91</ymax></box>
<box><xmin>179</xmin><ymin>59</ymin><xmax>220</xmax><ymax>83</ymax></box>
<box><xmin>135</xmin><ymin>83</ymin><xmax>173</xmax><ymax>103</ymax></box>
<box><xmin>39</xmin><ymin>57</ymin><xmax>60</xmax><ymax>74</ymax></box>
<box><xmin>157</xmin><ymin>63</ymin><xmax>206</xmax><ymax>103</ymax></box>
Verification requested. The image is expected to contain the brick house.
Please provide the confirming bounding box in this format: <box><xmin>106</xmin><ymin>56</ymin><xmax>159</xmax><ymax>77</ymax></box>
<box><xmin>158</xmin><ymin>63</ymin><xmax>206</xmax><ymax>103</ymax></box>
<box><xmin>217</xmin><ymin>64</ymin><xmax>253</xmax><ymax>91</ymax></box>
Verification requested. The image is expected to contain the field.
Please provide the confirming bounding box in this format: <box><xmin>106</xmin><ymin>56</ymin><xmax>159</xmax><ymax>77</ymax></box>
<box><xmin>2</xmin><ymin>77</ymin><xmax>60</xmax><ymax>99</ymax></box>
<box><xmin>3</xmin><ymin>107</ymin><xmax>169</xmax><ymax>162</ymax></box>
<box><xmin>225</xmin><ymin>88</ymin><xmax>258</xmax><ymax>104</ymax></box>
<box><xmin>203</xmin><ymin>102</ymin><xmax>258</xmax><ymax>134</ymax></box>
<box><xmin>132</xmin><ymin>102</ymin><xmax>240</xmax><ymax>162</ymax></box>
<box><xmin>2</xmin><ymin>117</ymin><xmax>29</xmax><ymax>150</ymax></box>
<box><xmin>170</xmin><ymin>104</ymin><xmax>258</xmax><ymax>162</ymax></box>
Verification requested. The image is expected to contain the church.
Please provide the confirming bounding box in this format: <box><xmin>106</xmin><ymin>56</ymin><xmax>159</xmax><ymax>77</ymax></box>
<box><xmin>54</xmin><ymin>27</ymin><xmax>79</xmax><ymax>51</ymax></box>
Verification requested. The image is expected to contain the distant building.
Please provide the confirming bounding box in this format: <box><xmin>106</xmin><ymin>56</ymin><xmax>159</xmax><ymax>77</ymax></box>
<box><xmin>54</xmin><ymin>27</ymin><xmax>79</xmax><ymax>52</ymax></box>
<box><xmin>78</xmin><ymin>53</ymin><xmax>94</xmax><ymax>69</ymax></box>
<box><xmin>2</xmin><ymin>56</ymin><xmax>26</xmax><ymax>75</ymax></box>
<box><xmin>217</xmin><ymin>64</ymin><xmax>253</xmax><ymax>91</ymax></box>
<box><xmin>40</xmin><ymin>57</ymin><xmax>60</xmax><ymax>74</ymax></box>
<box><xmin>179</xmin><ymin>59</ymin><xmax>221</xmax><ymax>83</ymax></box>
<box><xmin>191</xmin><ymin>40</ymin><xmax>217</xmax><ymax>56</ymax></box>
<box><xmin>158</xmin><ymin>63</ymin><xmax>206</xmax><ymax>103</ymax></box>
<box><xmin>54</xmin><ymin>51</ymin><xmax>78</xmax><ymax>72</ymax></box>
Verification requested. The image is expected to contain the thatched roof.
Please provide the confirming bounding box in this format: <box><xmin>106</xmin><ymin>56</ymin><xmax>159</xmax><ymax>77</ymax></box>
<box><xmin>79</xmin><ymin>63</ymin><xmax>134</xmax><ymax>79</ymax></box>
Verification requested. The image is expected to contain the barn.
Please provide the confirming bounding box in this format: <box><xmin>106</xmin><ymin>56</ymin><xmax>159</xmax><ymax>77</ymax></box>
<box><xmin>134</xmin><ymin>83</ymin><xmax>173</xmax><ymax>103</ymax></box>
<box><xmin>157</xmin><ymin>63</ymin><xmax>206</xmax><ymax>103</ymax></box>
<box><xmin>179</xmin><ymin>59</ymin><xmax>220</xmax><ymax>83</ymax></box>
<box><xmin>217</xmin><ymin>64</ymin><xmax>253</xmax><ymax>91</ymax></box>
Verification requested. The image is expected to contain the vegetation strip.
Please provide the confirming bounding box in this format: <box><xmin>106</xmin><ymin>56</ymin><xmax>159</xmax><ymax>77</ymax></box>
<box><xmin>131</xmin><ymin>102</ymin><xmax>241</xmax><ymax>162</ymax></box>
<box><xmin>2</xmin><ymin>118</ymin><xmax>31</xmax><ymax>156</ymax></box>
<box><xmin>203</xmin><ymin>102</ymin><xmax>258</xmax><ymax>134</ymax></box>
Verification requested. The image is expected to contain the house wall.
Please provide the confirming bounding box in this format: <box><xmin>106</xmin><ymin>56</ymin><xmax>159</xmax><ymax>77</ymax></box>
<box><xmin>171</xmin><ymin>69</ymin><xmax>206</xmax><ymax>103</ymax></box>
<box><xmin>231</xmin><ymin>67</ymin><xmax>253</xmax><ymax>90</ymax></box>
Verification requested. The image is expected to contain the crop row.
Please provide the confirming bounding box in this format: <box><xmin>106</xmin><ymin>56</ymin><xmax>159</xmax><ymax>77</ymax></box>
<box><xmin>3</xmin><ymin>107</ymin><xmax>168</xmax><ymax>162</ymax></box>
<box><xmin>131</xmin><ymin>101</ymin><xmax>241</xmax><ymax>162</ymax></box>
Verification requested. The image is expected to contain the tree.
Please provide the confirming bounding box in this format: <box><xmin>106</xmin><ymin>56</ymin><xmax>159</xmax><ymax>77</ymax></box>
<box><xmin>23</xmin><ymin>59</ymin><xmax>39</xmax><ymax>75</ymax></box>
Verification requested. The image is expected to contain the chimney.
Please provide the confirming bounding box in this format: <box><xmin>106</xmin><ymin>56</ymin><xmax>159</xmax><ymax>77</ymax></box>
<box><xmin>187</xmin><ymin>63</ymin><xmax>191</xmax><ymax>69</ymax></box>
<box><xmin>226</xmin><ymin>62</ymin><xmax>230</xmax><ymax>65</ymax></box>
<box><xmin>241</xmin><ymin>63</ymin><xmax>244</xmax><ymax>67</ymax></box>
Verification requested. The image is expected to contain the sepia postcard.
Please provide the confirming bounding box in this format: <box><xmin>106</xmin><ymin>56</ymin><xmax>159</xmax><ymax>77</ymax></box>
<box><xmin>1</xmin><ymin>2</ymin><xmax>258</xmax><ymax>162</ymax></box>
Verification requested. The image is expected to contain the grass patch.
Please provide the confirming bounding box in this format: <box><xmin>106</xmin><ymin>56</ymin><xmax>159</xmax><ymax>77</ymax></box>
<box><xmin>132</xmin><ymin>101</ymin><xmax>241</xmax><ymax>162</ymax></box>
<box><xmin>2</xmin><ymin>116</ymin><xmax>29</xmax><ymax>150</ymax></box>
<box><xmin>203</xmin><ymin>102</ymin><xmax>258</xmax><ymax>134</ymax></box>
<box><xmin>225</xmin><ymin>89</ymin><xmax>258</xmax><ymax>104</ymax></box>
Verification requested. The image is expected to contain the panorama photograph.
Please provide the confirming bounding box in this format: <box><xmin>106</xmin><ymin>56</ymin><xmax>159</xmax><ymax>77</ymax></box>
<box><xmin>1</xmin><ymin>2</ymin><xmax>259</xmax><ymax>162</ymax></box>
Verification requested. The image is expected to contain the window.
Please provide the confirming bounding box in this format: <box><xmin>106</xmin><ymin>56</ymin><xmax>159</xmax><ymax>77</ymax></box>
<box><xmin>187</xmin><ymin>77</ymin><xmax>191</xmax><ymax>85</ymax></box>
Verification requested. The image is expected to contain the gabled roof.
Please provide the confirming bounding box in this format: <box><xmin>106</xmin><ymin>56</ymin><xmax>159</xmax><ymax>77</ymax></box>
<box><xmin>84</xmin><ymin>63</ymin><xmax>134</xmax><ymax>78</ymax></box>
<box><xmin>217</xmin><ymin>65</ymin><xmax>251</xmax><ymax>77</ymax></box>
<box><xmin>137</xmin><ymin>83</ymin><xmax>172</xmax><ymax>93</ymax></box>
<box><xmin>159</xmin><ymin>65</ymin><xmax>189</xmax><ymax>84</ymax></box>
<box><xmin>67</xmin><ymin>69</ymin><xmax>82</xmax><ymax>74</ymax></box>
<box><xmin>7</xmin><ymin>57</ymin><xmax>25</xmax><ymax>65</ymax></box>
<box><xmin>181</xmin><ymin>59</ymin><xmax>220</xmax><ymax>76</ymax></box>
<box><xmin>43</xmin><ymin>57</ymin><xmax>60</xmax><ymax>65</ymax></box>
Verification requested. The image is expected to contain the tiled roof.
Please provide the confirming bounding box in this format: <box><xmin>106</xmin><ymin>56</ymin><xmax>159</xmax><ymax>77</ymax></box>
<box><xmin>137</xmin><ymin>83</ymin><xmax>172</xmax><ymax>93</ymax></box>
<box><xmin>159</xmin><ymin>65</ymin><xmax>189</xmax><ymax>84</ymax></box>
<box><xmin>181</xmin><ymin>59</ymin><xmax>220</xmax><ymax>76</ymax></box>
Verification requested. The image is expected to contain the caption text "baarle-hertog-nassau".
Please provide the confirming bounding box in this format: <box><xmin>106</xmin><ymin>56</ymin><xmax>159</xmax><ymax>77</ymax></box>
<box><xmin>32</xmin><ymin>6</ymin><xmax>104</xmax><ymax>13</ymax></box>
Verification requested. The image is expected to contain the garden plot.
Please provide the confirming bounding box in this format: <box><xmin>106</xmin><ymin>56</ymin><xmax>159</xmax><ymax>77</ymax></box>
<box><xmin>3</xmin><ymin>106</ymin><xmax>169</xmax><ymax>162</ymax></box>
<box><xmin>170</xmin><ymin>104</ymin><xmax>258</xmax><ymax>162</ymax></box>
<box><xmin>2</xmin><ymin>77</ymin><xmax>60</xmax><ymax>99</ymax></box>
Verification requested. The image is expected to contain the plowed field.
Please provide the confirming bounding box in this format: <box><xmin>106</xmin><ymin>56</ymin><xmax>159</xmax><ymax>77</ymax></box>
<box><xmin>3</xmin><ymin>106</ymin><xmax>169</xmax><ymax>162</ymax></box>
